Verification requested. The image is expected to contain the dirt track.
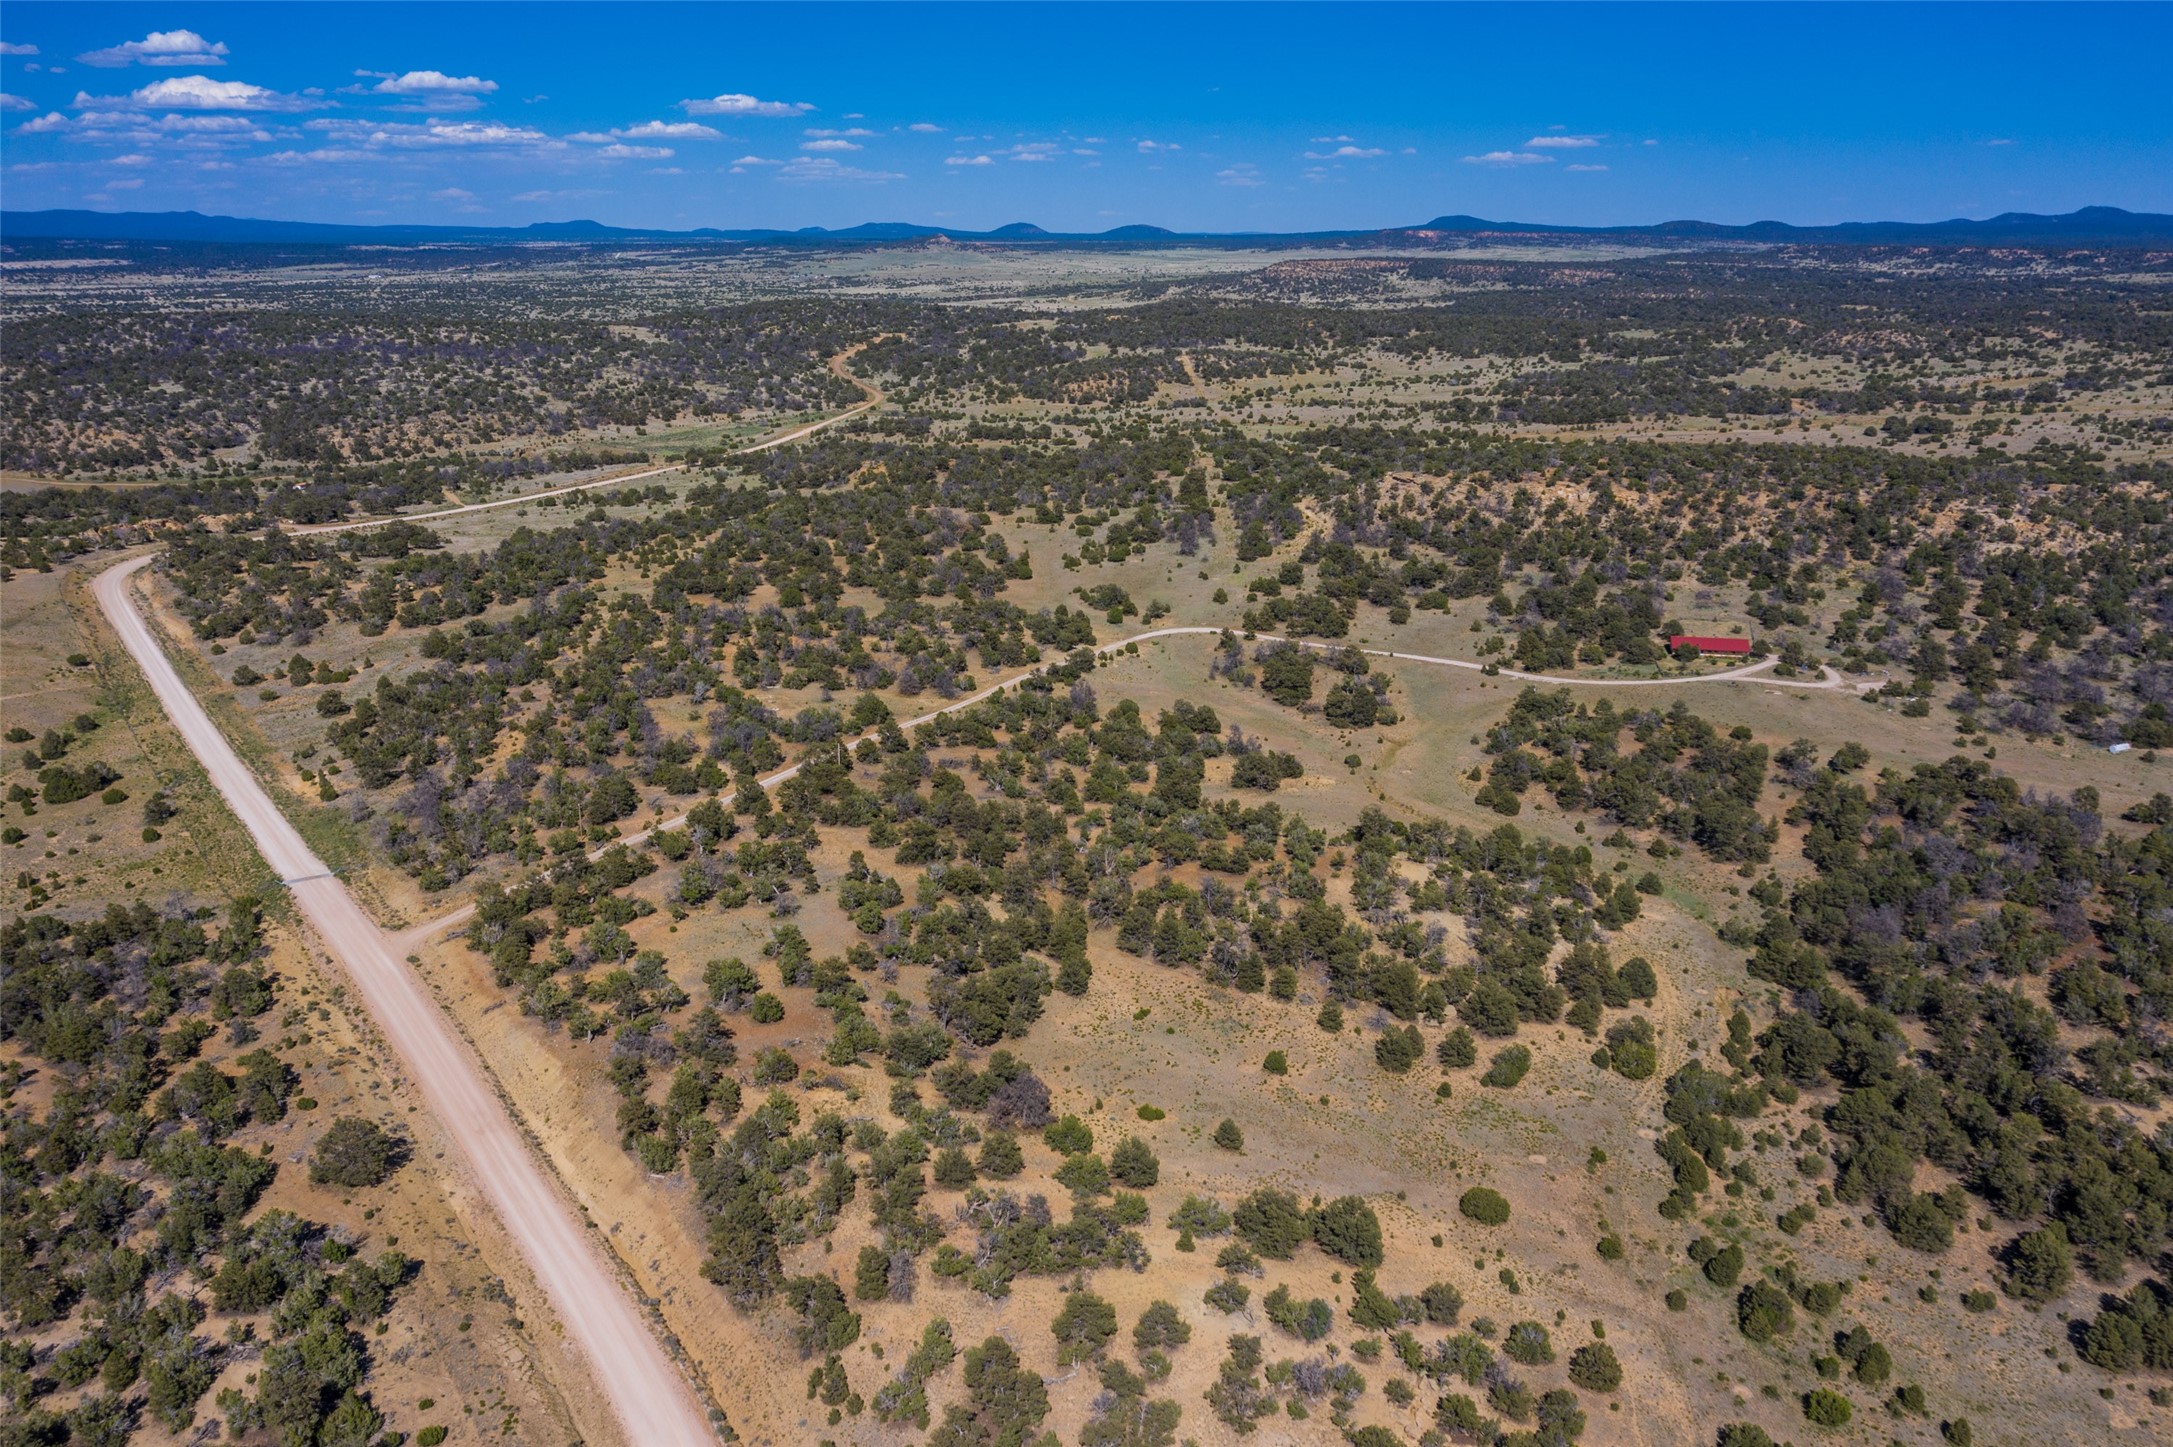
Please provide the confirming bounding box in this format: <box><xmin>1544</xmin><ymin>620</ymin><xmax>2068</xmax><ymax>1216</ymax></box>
<box><xmin>93</xmin><ymin>552</ymin><xmax>719</xmax><ymax>1445</ymax></box>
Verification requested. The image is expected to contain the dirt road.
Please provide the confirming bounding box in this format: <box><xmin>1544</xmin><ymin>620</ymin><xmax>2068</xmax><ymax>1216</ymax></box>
<box><xmin>295</xmin><ymin>368</ymin><xmax>883</xmax><ymax>537</ymax></box>
<box><xmin>93</xmin><ymin>554</ymin><xmax>718</xmax><ymax>1445</ymax></box>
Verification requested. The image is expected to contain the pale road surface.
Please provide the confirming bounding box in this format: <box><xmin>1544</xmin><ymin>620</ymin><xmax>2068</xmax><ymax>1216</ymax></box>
<box><xmin>94</xmin><ymin>554</ymin><xmax>717</xmax><ymax>1445</ymax></box>
<box><xmin>81</xmin><ymin>388</ymin><xmax>885</xmax><ymax>1444</ymax></box>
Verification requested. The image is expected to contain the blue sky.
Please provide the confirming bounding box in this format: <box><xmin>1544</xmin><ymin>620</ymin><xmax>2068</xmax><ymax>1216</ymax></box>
<box><xmin>2</xmin><ymin>3</ymin><xmax>2167</xmax><ymax>232</ymax></box>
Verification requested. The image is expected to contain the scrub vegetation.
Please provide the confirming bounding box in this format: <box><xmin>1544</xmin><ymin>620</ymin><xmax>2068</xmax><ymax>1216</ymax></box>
<box><xmin>6</xmin><ymin>233</ymin><xmax>2171</xmax><ymax>1445</ymax></box>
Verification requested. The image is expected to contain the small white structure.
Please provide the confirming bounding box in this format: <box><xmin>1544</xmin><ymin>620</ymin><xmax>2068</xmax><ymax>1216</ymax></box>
<box><xmin>2108</xmin><ymin>742</ymin><xmax>2133</xmax><ymax>755</ymax></box>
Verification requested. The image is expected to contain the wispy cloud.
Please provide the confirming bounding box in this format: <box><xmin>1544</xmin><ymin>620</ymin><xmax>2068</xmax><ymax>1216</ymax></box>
<box><xmin>681</xmin><ymin>91</ymin><xmax>812</xmax><ymax>118</ymax></box>
<box><xmin>1</xmin><ymin>43</ymin><xmax>40</xmax><ymax>57</ymax></box>
<box><xmin>777</xmin><ymin>155</ymin><xmax>902</xmax><ymax>183</ymax></box>
<box><xmin>806</xmin><ymin>127</ymin><xmax>875</xmax><ymax>138</ymax></box>
<box><xmin>1136</xmin><ymin>138</ymin><xmax>1178</xmax><ymax>152</ymax></box>
<box><xmin>1005</xmin><ymin>142</ymin><xmax>1058</xmax><ymax>162</ymax></box>
<box><xmin>74</xmin><ymin>75</ymin><xmax>316</xmax><ymax>111</ymax></box>
<box><xmin>597</xmin><ymin>142</ymin><xmax>671</xmax><ymax>159</ymax></box>
<box><xmin>0</xmin><ymin>93</ymin><xmax>33</xmax><ymax>112</ymax></box>
<box><xmin>907</xmin><ymin>121</ymin><xmax>942</xmax><ymax>133</ymax></box>
<box><xmin>1525</xmin><ymin>134</ymin><xmax>1601</xmax><ymax>148</ymax></box>
<box><xmin>801</xmin><ymin>137</ymin><xmax>861</xmax><ymax>152</ymax></box>
<box><xmin>1216</xmin><ymin>164</ymin><xmax>1263</xmax><ymax>187</ymax></box>
<box><xmin>569</xmin><ymin>119</ymin><xmax>721</xmax><ymax>142</ymax></box>
<box><xmin>1461</xmin><ymin>150</ymin><xmax>1553</xmax><ymax>166</ymax></box>
<box><xmin>305</xmin><ymin>116</ymin><xmax>562</xmax><ymax>151</ymax></box>
<box><xmin>79</xmin><ymin>30</ymin><xmax>228</xmax><ymax>69</ymax></box>
<box><xmin>1566</xmin><ymin>163</ymin><xmax>1609</xmax><ymax>172</ymax></box>
<box><xmin>944</xmin><ymin>153</ymin><xmax>992</xmax><ymax>166</ymax></box>
<box><xmin>31</xmin><ymin>109</ymin><xmax>282</xmax><ymax>145</ymax></box>
<box><xmin>1304</xmin><ymin>144</ymin><xmax>1384</xmax><ymax>160</ymax></box>
<box><xmin>1987</xmin><ymin>137</ymin><xmax>2015</xmax><ymax>146</ymax></box>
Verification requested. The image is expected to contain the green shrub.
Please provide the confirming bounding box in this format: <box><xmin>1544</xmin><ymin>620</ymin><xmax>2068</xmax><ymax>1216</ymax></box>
<box><xmin>1802</xmin><ymin>1387</ymin><xmax>1852</xmax><ymax>1427</ymax></box>
<box><xmin>1043</xmin><ymin>1114</ymin><xmax>1094</xmax><ymax>1155</ymax></box>
<box><xmin>1459</xmin><ymin>1187</ymin><xmax>1511</xmax><ymax>1226</ymax></box>
<box><xmin>1211</xmin><ymin>1118</ymin><xmax>1244</xmax><ymax>1151</ymax></box>
<box><xmin>1312</xmin><ymin>1196</ymin><xmax>1383</xmax><ymax>1268</ymax></box>
<box><xmin>1480</xmin><ymin>1045</ymin><xmax>1532</xmax><ymax>1089</ymax></box>
<box><xmin>1374</xmin><ymin>1025</ymin><xmax>1424</xmax><ymax>1074</ymax></box>
<box><xmin>1110</xmin><ymin>1136</ymin><xmax>1160</xmax><ymax>1188</ymax></box>
<box><xmin>1737</xmin><ymin>1281</ymin><xmax>1796</xmax><ymax>1342</ymax></box>
<box><xmin>1263</xmin><ymin>1050</ymin><xmax>1287</xmax><ymax>1075</ymax></box>
<box><xmin>1568</xmin><ymin>1342</ymin><xmax>1622</xmax><ymax>1392</ymax></box>
<box><xmin>310</xmin><ymin>1117</ymin><xmax>399</xmax><ymax>1187</ymax></box>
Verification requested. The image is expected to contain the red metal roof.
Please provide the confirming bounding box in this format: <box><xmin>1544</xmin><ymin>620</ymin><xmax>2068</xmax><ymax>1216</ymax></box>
<box><xmin>1669</xmin><ymin>635</ymin><xmax>1751</xmax><ymax>654</ymax></box>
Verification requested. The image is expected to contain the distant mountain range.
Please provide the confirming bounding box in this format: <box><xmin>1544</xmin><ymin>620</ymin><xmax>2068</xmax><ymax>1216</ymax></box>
<box><xmin>3</xmin><ymin>205</ymin><xmax>2168</xmax><ymax>249</ymax></box>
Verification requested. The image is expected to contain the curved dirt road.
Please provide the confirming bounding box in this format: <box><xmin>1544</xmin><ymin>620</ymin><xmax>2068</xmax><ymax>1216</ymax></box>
<box><xmin>93</xmin><ymin>554</ymin><xmax>718</xmax><ymax>1444</ymax></box>
<box><xmin>296</xmin><ymin>365</ymin><xmax>883</xmax><ymax>537</ymax></box>
<box><xmin>398</xmin><ymin>622</ymin><xmax>1864</xmax><ymax>949</ymax></box>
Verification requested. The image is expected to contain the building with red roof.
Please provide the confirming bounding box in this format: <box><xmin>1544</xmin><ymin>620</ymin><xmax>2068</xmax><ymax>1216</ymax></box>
<box><xmin>1669</xmin><ymin>635</ymin><xmax>1752</xmax><ymax>655</ymax></box>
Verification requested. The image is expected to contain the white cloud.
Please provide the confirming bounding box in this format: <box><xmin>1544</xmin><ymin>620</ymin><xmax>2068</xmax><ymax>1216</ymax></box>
<box><xmin>907</xmin><ymin>121</ymin><xmax>942</xmax><ymax>132</ymax></box>
<box><xmin>944</xmin><ymin>153</ymin><xmax>991</xmax><ymax>166</ymax></box>
<box><xmin>800</xmin><ymin>137</ymin><xmax>861</xmax><ymax>151</ymax></box>
<box><xmin>1987</xmin><ymin>137</ymin><xmax>2015</xmax><ymax>146</ymax></box>
<box><xmin>1642</xmin><ymin>138</ymin><xmax>1658</xmax><ymax>147</ymax></box>
<box><xmin>806</xmin><ymin>126</ymin><xmax>875</xmax><ymax>138</ymax></box>
<box><xmin>1216</xmin><ymin>165</ymin><xmax>1263</xmax><ymax>187</ymax></box>
<box><xmin>598</xmin><ymin>142</ymin><xmax>672</xmax><ymax>159</ymax></box>
<box><xmin>1005</xmin><ymin>142</ymin><xmax>1057</xmax><ymax>162</ymax></box>
<box><xmin>730</xmin><ymin>154</ymin><xmax>782</xmax><ymax>166</ymax></box>
<box><xmin>110</xmin><ymin>152</ymin><xmax>152</xmax><ymax>165</ymax></box>
<box><xmin>263</xmin><ymin>147</ymin><xmax>372</xmax><ymax>165</ymax></box>
<box><xmin>15</xmin><ymin>111</ymin><xmax>72</xmax><ymax>133</ymax></box>
<box><xmin>0</xmin><ymin>93</ymin><xmax>32</xmax><ymax>112</ymax></box>
<box><xmin>1566</xmin><ymin>163</ymin><xmax>1609</xmax><ymax>172</ymax></box>
<box><xmin>79</xmin><ymin>30</ymin><xmax>229</xmax><ymax>68</ymax></box>
<box><xmin>1525</xmin><ymin>134</ymin><xmax>1600</xmax><ymax>148</ymax></box>
<box><xmin>1309</xmin><ymin>134</ymin><xmax>1355</xmax><ymax>143</ymax></box>
<box><xmin>105</xmin><ymin>176</ymin><xmax>143</xmax><ymax>189</ymax></box>
<box><xmin>1072</xmin><ymin>147</ymin><xmax>1098</xmax><ymax>157</ymax></box>
<box><xmin>571</xmin><ymin>120</ymin><xmax>722</xmax><ymax>142</ymax></box>
<box><xmin>681</xmin><ymin>91</ymin><xmax>812</xmax><ymax>117</ymax></box>
<box><xmin>431</xmin><ymin>186</ymin><xmax>474</xmax><ymax>201</ymax></box>
<box><xmin>623</xmin><ymin>119</ymin><xmax>717</xmax><ymax>140</ymax></box>
<box><xmin>1461</xmin><ymin>150</ymin><xmax>1553</xmax><ymax>166</ymax></box>
<box><xmin>1303</xmin><ymin>144</ymin><xmax>1384</xmax><ymax>160</ymax></box>
<box><xmin>777</xmin><ymin>155</ymin><xmax>901</xmax><ymax>183</ymax></box>
<box><xmin>76</xmin><ymin>74</ymin><xmax>312</xmax><ymax>111</ymax></box>
<box><xmin>307</xmin><ymin>116</ymin><xmax>560</xmax><ymax>150</ymax></box>
<box><xmin>360</xmin><ymin>69</ymin><xmax>498</xmax><ymax>96</ymax></box>
<box><xmin>1</xmin><ymin>43</ymin><xmax>39</xmax><ymax>57</ymax></box>
<box><xmin>1136</xmin><ymin>138</ymin><xmax>1178</xmax><ymax>152</ymax></box>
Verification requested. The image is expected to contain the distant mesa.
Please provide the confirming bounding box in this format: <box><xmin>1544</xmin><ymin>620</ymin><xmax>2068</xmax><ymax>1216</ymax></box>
<box><xmin>3</xmin><ymin>205</ymin><xmax>2168</xmax><ymax>250</ymax></box>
